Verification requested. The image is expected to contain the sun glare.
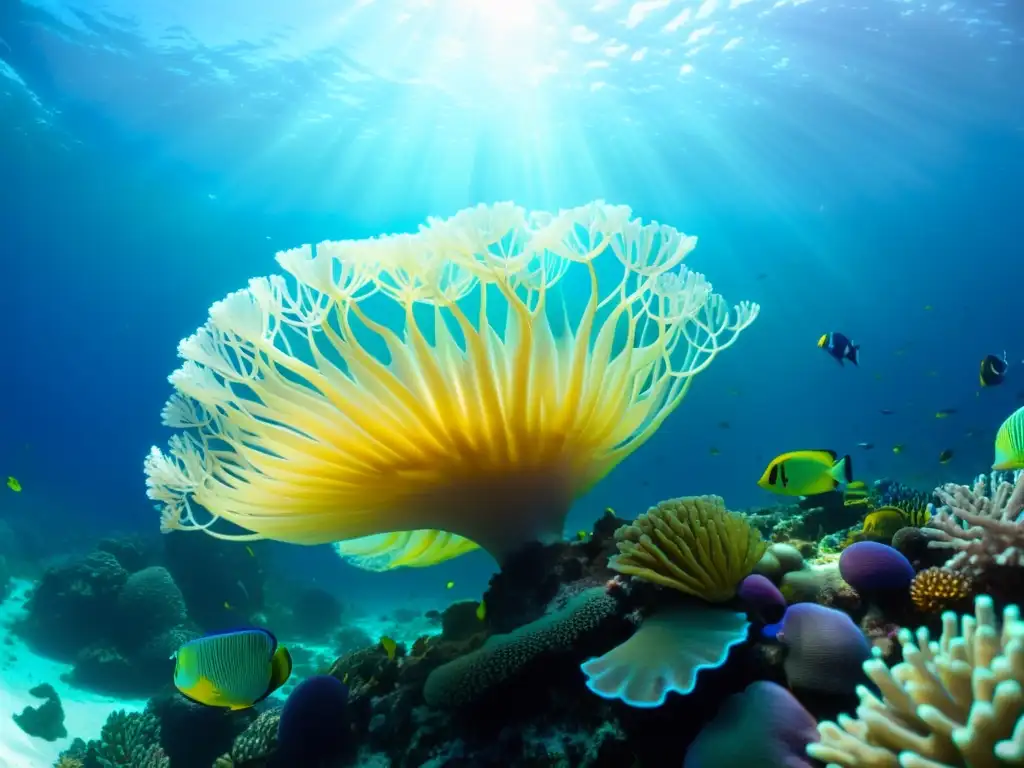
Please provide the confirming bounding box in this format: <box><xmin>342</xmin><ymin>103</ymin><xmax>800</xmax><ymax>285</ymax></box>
<box><xmin>459</xmin><ymin>0</ymin><xmax>542</xmax><ymax>29</ymax></box>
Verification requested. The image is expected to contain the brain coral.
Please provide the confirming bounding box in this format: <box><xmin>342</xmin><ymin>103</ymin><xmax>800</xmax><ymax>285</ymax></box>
<box><xmin>145</xmin><ymin>202</ymin><xmax>758</xmax><ymax>567</ymax></box>
<box><xmin>423</xmin><ymin>586</ymin><xmax>618</xmax><ymax>708</ymax></box>
<box><xmin>609</xmin><ymin>495</ymin><xmax>766</xmax><ymax>602</ymax></box>
<box><xmin>117</xmin><ymin>566</ymin><xmax>187</xmax><ymax>639</ymax></box>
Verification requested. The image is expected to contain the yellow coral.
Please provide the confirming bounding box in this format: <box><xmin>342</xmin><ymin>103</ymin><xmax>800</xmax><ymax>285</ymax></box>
<box><xmin>609</xmin><ymin>495</ymin><xmax>766</xmax><ymax>602</ymax></box>
<box><xmin>910</xmin><ymin>567</ymin><xmax>973</xmax><ymax>614</ymax></box>
<box><xmin>808</xmin><ymin>595</ymin><xmax>1024</xmax><ymax>767</ymax></box>
<box><xmin>144</xmin><ymin>203</ymin><xmax>758</xmax><ymax>567</ymax></box>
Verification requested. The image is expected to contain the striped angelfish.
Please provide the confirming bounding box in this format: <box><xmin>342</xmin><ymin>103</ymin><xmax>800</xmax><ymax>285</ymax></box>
<box><xmin>173</xmin><ymin>628</ymin><xmax>292</xmax><ymax>710</ymax></box>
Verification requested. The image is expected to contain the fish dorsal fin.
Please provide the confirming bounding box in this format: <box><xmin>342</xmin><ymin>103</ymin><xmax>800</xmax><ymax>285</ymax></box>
<box><xmin>255</xmin><ymin>646</ymin><xmax>292</xmax><ymax>704</ymax></box>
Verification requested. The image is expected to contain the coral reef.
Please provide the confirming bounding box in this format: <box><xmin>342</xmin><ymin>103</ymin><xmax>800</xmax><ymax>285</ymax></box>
<box><xmin>18</xmin><ymin>551</ymin><xmax>128</xmax><ymax>658</ymax></box>
<box><xmin>16</xmin><ymin>532</ymin><xmax>271</xmax><ymax>697</ymax></box>
<box><xmin>51</xmin><ymin>474</ymin><xmax>1023</xmax><ymax>768</ymax></box>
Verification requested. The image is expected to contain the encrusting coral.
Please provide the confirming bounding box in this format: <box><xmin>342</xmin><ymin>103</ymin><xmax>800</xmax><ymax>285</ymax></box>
<box><xmin>609</xmin><ymin>495</ymin><xmax>767</xmax><ymax>602</ymax></box>
<box><xmin>144</xmin><ymin>202</ymin><xmax>758</xmax><ymax>567</ymax></box>
<box><xmin>808</xmin><ymin>595</ymin><xmax>1024</xmax><ymax>767</ymax></box>
<box><xmin>928</xmin><ymin>471</ymin><xmax>1024</xmax><ymax>577</ymax></box>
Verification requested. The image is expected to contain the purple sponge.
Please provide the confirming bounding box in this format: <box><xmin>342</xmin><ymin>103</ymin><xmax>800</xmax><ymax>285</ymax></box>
<box><xmin>778</xmin><ymin>603</ymin><xmax>870</xmax><ymax>693</ymax></box>
<box><xmin>839</xmin><ymin>541</ymin><xmax>915</xmax><ymax>593</ymax></box>
<box><xmin>738</xmin><ymin>574</ymin><xmax>787</xmax><ymax>624</ymax></box>
<box><xmin>684</xmin><ymin>681</ymin><xmax>818</xmax><ymax>768</ymax></box>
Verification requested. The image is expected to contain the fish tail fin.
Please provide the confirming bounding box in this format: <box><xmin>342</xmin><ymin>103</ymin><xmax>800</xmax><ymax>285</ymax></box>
<box><xmin>263</xmin><ymin>646</ymin><xmax>292</xmax><ymax>699</ymax></box>
<box><xmin>847</xmin><ymin>344</ymin><xmax>860</xmax><ymax>366</ymax></box>
<box><xmin>831</xmin><ymin>455</ymin><xmax>853</xmax><ymax>486</ymax></box>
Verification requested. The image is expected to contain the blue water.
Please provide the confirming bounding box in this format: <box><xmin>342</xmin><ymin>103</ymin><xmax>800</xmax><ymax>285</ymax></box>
<box><xmin>1</xmin><ymin>0</ymin><xmax>1023</xmax><ymax>603</ymax></box>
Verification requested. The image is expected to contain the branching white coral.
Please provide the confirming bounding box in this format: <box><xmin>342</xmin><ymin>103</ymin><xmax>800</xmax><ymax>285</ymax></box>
<box><xmin>927</xmin><ymin>471</ymin><xmax>1024</xmax><ymax>577</ymax></box>
<box><xmin>808</xmin><ymin>595</ymin><xmax>1024</xmax><ymax>767</ymax></box>
<box><xmin>144</xmin><ymin>201</ymin><xmax>759</xmax><ymax>567</ymax></box>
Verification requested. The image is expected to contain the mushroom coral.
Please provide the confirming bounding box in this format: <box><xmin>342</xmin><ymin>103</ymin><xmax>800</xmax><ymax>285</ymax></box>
<box><xmin>144</xmin><ymin>202</ymin><xmax>758</xmax><ymax>566</ymax></box>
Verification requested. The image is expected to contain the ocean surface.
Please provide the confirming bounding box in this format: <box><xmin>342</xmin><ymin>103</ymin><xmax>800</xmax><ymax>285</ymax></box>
<box><xmin>0</xmin><ymin>5</ymin><xmax>1022</xmax><ymax>756</ymax></box>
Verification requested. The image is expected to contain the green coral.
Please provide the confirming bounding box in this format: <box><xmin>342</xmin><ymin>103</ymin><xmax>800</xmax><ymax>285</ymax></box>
<box><xmin>55</xmin><ymin>710</ymin><xmax>168</xmax><ymax>768</ymax></box>
<box><xmin>423</xmin><ymin>587</ymin><xmax>619</xmax><ymax>708</ymax></box>
<box><xmin>214</xmin><ymin>709</ymin><xmax>281</xmax><ymax>767</ymax></box>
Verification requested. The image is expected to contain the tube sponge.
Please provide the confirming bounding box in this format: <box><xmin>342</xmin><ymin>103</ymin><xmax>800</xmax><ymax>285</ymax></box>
<box><xmin>423</xmin><ymin>587</ymin><xmax>618</xmax><ymax>708</ymax></box>
<box><xmin>808</xmin><ymin>595</ymin><xmax>1024</xmax><ymax>767</ymax></box>
<box><xmin>144</xmin><ymin>203</ymin><xmax>758</xmax><ymax>567</ymax></box>
<box><xmin>609</xmin><ymin>495</ymin><xmax>766</xmax><ymax>602</ymax></box>
<box><xmin>580</xmin><ymin>603</ymin><xmax>749</xmax><ymax>707</ymax></box>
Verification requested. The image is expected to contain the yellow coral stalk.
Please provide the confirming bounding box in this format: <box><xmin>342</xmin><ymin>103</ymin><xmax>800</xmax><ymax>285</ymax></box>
<box><xmin>144</xmin><ymin>202</ymin><xmax>758</xmax><ymax>566</ymax></box>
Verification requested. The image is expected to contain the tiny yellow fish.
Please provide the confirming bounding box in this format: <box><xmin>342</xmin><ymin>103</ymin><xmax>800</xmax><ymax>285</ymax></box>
<box><xmin>846</xmin><ymin>480</ymin><xmax>867</xmax><ymax>491</ymax></box>
<box><xmin>476</xmin><ymin>600</ymin><xmax>487</xmax><ymax>621</ymax></box>
<box><xmin>709</xmin><ymin>447</ymin><xmax>721</xmax><ymax>456</ymax></box>
<box><xmin>380</xmin><ymin>636</ymin><xmax>397</xmax><ymax>661</ymax></box>
<box><xmin>576</xmin><ymin>530</ymin><xmax>588</xmax><ymax>540</ymax></box>
<box><xmin>223</xmin><ymin>601</ymin><xmax>232</xmax><ymax>610</ymax></box>
<box><xmin>938</xmin><ymin>449</ymin><xmax>954</xmax><ymax>464</ymax></box>
<box><xmin>935</xmin><ymin>409</ymin><xmax>957</xmax><ymax>419</ymax></box>
<box><xmin>6</xmin><ymin>477</ymin><xmax>21</xmax><ymax>492</ymax></box>
<box><xmin>445</xmin><ymin>580</ymin><xmax>455</xmax><ymax>590</ymax></box>
<box><xmin>757</xmin><ymin>450</ymin><xmax>852</xmax><ymax>497</ymax></box>
<box><xmin>893</xmin><ymin>445</ymin><xmax>905</xmax><ymax>455</ymax></box>
<box><xmin>845</xmin><ymin>507</ymin><xmax>907</xmax><ymax>545</ymax></box>
<box><xmin>994</xmin><ymin>405</ymin><xmax>1024</xmax><ymax>471</ymax></box>
<box><xmin>245</xmin><ymin>546</ymin><xmax>255</xmax><ymax>558</ymax></box>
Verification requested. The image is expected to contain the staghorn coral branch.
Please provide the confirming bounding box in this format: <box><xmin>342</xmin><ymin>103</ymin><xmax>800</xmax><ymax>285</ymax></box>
<box><xmin>927</xmin><ymin>470</ymin><xmax>1024</xmax><ymax>578</ymax></box>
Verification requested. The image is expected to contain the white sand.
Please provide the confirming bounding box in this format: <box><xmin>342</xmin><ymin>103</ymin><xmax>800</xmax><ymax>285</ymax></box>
<box><xmin>0</xmin><ymin>580</ymin><xmax>146</xmax><ymax>768</ymax></box>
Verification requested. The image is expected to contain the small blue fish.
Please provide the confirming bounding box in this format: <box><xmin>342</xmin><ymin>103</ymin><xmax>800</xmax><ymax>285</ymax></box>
<box><xmin>761</xmin><ymin>620</ymin><xmax>784</xmax><ymax>641</ymax></box>
<box><xmin>818</xmin><ymin>332</ymin><xmax>860</xmax><ymax>366</ymax></box>
<box><xmin>172</xmin><ymin>628</ymin><xmax>291</xmax><ymax>710</ymax></box>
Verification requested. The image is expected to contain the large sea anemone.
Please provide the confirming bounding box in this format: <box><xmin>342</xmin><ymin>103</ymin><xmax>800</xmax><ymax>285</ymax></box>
<box><xmin>145</xmin><ymin>202</ymin><xmax>758</xmax><ymax>567</ymax></box>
